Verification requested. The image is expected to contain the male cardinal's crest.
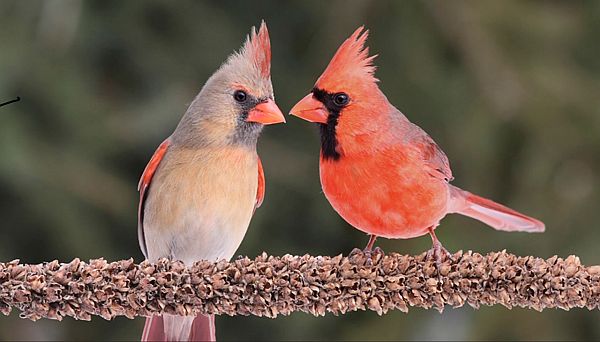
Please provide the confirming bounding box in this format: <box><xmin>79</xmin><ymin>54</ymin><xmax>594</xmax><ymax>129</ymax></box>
<box><xmin>316</xmin><ymin>27</ymin><xmax>378</xmax><ymax>92</ymax></box>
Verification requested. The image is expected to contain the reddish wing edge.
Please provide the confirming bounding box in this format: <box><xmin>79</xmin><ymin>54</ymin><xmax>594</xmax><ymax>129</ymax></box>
<box><xmin>256</xmin><ymin>156</ymin><xmax>265</xmax><ymax>209</ymax></box>
<box><xmin>409</xmin><ymin>124</ymin><xmax>453</xmax><ymax>183</ymax></box>
<box><xmin>138</xmin><ymin>138</ymin><xmax>171</xmax><ymax>258</ymax></box>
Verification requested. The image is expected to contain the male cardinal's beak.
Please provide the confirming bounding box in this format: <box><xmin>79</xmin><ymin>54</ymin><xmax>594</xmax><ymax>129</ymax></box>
<box><xmin>247</xmin><ymin>99</ymin><xmax>286</xmax><ymax>125</ymax></box>
<box><xmin>289</xmin><ymin>93</ymin><xmax>328</xmax><ymax>124</ymax></box>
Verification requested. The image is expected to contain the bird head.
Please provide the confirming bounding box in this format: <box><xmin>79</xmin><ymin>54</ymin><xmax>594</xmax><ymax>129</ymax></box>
<box><xmin>174</xmin><ymin>21</ymin><xmax>285</xmax><ymax>148</ymax></box>
<box><xmin>290</xmin><ymin>27</ymin><xmax>389</xmax><ymax>160</ymax></box>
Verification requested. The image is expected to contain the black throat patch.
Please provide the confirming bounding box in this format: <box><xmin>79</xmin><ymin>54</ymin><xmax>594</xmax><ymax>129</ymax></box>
<box><xmin>312</xmin><ymin>88</ymin><xmax>342</xmax><ymax>161</ymax></box>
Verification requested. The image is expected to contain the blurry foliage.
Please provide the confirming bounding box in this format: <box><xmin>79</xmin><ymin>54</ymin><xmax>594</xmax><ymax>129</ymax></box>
<box><xmin>1</xmin><ymin>0</ymin><xmax>599</xmax><ymax>340</ymax></box>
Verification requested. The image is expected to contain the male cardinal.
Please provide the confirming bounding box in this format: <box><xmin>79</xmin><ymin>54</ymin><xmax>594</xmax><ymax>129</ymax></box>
<box><xmin>138</xmin><ymin>22</ymin><xmax>284</xmax><ymax>341</ymax></box>
<box><xmin>290</xmin><ymin>27</ymin><xmax>544</xmax><ymax>261</ymax></box>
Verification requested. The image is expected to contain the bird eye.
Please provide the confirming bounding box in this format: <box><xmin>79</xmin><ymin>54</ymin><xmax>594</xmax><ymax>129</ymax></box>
<box><xmin>333</xmin><ymin>92</ymin><xmax>350</xmax><ymax>107</ymax></box>
<box><xmin>234</xmin><ymin>90</ymin><xmax>247</xmax><ymax>102</ymax></box>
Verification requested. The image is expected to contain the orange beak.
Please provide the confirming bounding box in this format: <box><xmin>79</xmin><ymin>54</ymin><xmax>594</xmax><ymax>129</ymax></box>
<box><xmin>246</xmin><ymin>99</ymin><xmax>286</xmax><ymax>125</ymax></box>
<box><xmin>289</xmin><ymin>93</ymin><xmax>328</xmax><ymax>124</ymax></box>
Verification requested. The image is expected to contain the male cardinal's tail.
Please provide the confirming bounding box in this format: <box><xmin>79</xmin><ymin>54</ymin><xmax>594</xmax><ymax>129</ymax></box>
<box><xmin>449</xmin><ymin>185</ymin><xmax>545</xmax><ymax>232</ymax></box>
<box><xmin>141</xmin><ymin>314</ymin><xmax>216</xmax><ymax>341</ymax></box>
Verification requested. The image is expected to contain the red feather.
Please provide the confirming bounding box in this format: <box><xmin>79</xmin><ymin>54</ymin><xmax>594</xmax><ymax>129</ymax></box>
<box><xmin>244</xmin><ymin>21</ymin><xmax>271</xmax><ymax>79</ymax></box>
<box><xmin>137</xmin><ymin>138</ymin><xmax>171</xmax><ymax>258</ymax></box>
<box><xmin>450</xmin><ymin>186</ymin><xmax>545</xmax><ymax>233</ymax></box>
<box><xmin>256</xmin><ymin>157</ymin><xmax>265</xmax><ymax>209</ymax></box>
<box><xmin>315</xmin><ymin>26</ymin><xmax>378</xmax><ymax>92</ymax></box>
<box><xmin>293</xmin><ymin>26</ymin><xmax>545</xmax><ymax>244</ymax></box>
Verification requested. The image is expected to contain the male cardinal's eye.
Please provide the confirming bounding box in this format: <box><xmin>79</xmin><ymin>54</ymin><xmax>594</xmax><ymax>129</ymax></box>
<box><xmin>234</xmin><ymin>90</ymin><xmax>247</xmax><ymax>102</ymax></box>
<box><xmin>333</xmin><ymin>93</ymin><xmax>349</xmax><ymax>107</ymax></box>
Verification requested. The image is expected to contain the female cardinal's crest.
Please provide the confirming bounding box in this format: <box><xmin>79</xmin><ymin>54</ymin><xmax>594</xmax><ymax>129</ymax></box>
<box><xmin>241</xmin><ymin>21</ymin><xmax>271</xmax><ymax>79</ymax></box>
<box><xmin>316</xmin><ymin>26</ymin><xmax>378</xmax><ymax>90</ymax></box>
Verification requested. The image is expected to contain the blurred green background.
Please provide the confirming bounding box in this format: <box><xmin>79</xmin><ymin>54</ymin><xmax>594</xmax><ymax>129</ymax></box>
<box><xmin>1</xmin><ymin>0</ymin><xmax>600</xmax><ymax>340</ymax></box>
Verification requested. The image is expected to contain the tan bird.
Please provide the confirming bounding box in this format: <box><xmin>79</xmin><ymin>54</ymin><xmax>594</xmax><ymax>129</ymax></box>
<box><xmin>138</xmin><ymin>22</ymin><xmax>284</xmax><ymax>341</ymax></box>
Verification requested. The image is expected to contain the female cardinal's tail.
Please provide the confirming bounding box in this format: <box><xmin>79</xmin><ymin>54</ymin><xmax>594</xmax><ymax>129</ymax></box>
<box><xmin>142</xmin><ymin>314</ymin><xmax>216</xmax><ymax>341</ymax></box>
<box><xmin>449</xmin><ymin>185</ymin><xmax>545</xmax><ymax>232</ymax></box>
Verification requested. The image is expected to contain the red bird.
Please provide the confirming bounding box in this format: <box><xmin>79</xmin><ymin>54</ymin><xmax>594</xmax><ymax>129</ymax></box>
<box><xmin>290</xmin><ymin>27</ymin><xmax>544</xmax><ymax>261</ymax></box>
<box><xmin>138</xmin><ymin>22</ymin><xmax>284</xmax><ymax>341</ymax></box>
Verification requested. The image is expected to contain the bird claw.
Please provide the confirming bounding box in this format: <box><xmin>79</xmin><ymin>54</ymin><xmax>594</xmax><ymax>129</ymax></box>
<box><xmin>364</xmin><ymin>249</ymin><xmax>374</xmax><ymax>266</ymax></box>
<box><xmin>349</xmin><ymin>248</ymin><xmax>363</xmax><ymax>258</ymax></box>
<box><xmin>365</xmin><ymin>247</ymin><xmax>386</xmax><ymax>266</ymax></box>
<box><xmin>372</xmin><ymin>247</ymin><xmax>385</xmax><ymax>257</ymax></box>
<box><xmin>426</xmin><ymin>241</ymin><xmax>453</xmax><ymax>271</ymax></box>
<box><xmin>349</xmin><ymin>246</ymin><xmax>385</xmax><ymax>266</ymax></box>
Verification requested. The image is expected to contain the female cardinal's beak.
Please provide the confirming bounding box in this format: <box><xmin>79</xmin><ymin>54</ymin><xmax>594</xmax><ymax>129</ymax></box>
<box><xmin>289</xmin><ymin>93</ymin><xmax>328</xmax><ymax>124</ymax></box>
<box><xmin>247</xmin><ymin>99</ymin><xmax>286</xmax><ymax>125</ymax></box>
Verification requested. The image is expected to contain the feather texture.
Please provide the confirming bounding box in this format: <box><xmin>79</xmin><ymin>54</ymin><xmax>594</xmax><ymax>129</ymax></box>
<box><xmin>292</xmin><ymin>26</ymin><xmax>545</xmax><ymax>245</ymax></box>
<box><xmin>138</xmin><ymin>138</ymin><xmax>171</xmax><ymax>258</ymax></box>
<box><xmin>449</xmin><ymin>185</ymin><xmax>545</xmax><ymax>232</ymax></box>
<box><xmin>137</xmin><ymin>21</ymin><xmax>277</xmax><ymax>341</ymax></box>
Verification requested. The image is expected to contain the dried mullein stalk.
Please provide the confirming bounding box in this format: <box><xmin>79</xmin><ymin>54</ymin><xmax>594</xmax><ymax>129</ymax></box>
<box><xmin>0</xmin><ymin>250</ymin><xmax>598</xmax><ymax>321</ymax></box>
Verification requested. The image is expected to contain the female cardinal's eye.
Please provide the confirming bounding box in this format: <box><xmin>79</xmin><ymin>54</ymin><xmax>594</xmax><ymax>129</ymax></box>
<box><xmin>234</xmin><ymin>90</ymin><xmax>247</xmax><ymax>102</ymax></box>
<box><xmin>333</xmin><ymin>92</ymin><xmax>349</xmax><ymax>107</ymax></box>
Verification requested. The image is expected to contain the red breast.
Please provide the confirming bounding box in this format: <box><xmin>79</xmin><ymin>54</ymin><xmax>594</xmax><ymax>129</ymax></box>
<box><xmin>319</xmin><ymin>133</ymin><xmax>449</xmax><ymax>239</ymax></box>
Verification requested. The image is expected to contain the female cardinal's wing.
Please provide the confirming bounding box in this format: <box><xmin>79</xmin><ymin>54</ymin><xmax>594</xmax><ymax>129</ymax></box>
<box><xmin>255</xmin><ymin>157</ymin><xmax>265</xmax><ymax>209</ymax></box>
<box><xmin>407</xmin><ymin>123</ymin><xmax>453</xmax><ymax>182</ymax></box>
<box><xmin>137</xmin><ymin>138</ymin><xmax>171</xmax><ymax>258</ymax></box>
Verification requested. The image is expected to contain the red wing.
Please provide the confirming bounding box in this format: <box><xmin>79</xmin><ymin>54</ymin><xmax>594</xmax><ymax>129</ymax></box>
<box><xmin>138</xmin><ymin>138</ymin><xmax>171</xmax><ymax>258</ymax></box>
<box><xmin>255</xmin><ymin>157</ymin><xmax>265</xmax><ymax>209</ymax></box>
<box><xmin>408</xmin><ymin>123</ymin><xmax>453</xmax><ymax>182</ymax></box>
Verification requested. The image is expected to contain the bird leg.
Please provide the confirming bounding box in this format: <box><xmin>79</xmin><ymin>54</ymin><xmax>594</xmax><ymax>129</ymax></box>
<box><xmin>426</xmin><ymin>226</ymin><xmax>453</xmax><ymax>269</ymax></box>
<box><xmin>350</xmin><ymin>234</ymin><xmax>384</xmax><ymax>265</ymax></box>
<box><xmin>365</xmin><ymin>234</ymin><xmax>377</xmax><ymax>252</ymax></box>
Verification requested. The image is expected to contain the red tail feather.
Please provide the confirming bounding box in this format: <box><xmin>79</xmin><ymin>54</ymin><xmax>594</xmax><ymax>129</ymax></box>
<box><xmin>142</xmin><ymin>314</ymin><xmax>216</xmax><ymax>342</ymax></box>
<box><xmin>449</xmin><ymin>185</ymin><xmax>545</xmax><ymax>233</ymax></box>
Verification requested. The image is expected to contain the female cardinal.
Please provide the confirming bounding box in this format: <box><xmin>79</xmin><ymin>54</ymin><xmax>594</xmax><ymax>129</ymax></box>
<box><xmin>290</xmin><ymin>27</ymin><xmax>544</xmax><ymax>261</ymax></box>
<box><xmin>138</xmin><ymin>22</ymin><xmax>284</xmax><ymax>341</ymax></box>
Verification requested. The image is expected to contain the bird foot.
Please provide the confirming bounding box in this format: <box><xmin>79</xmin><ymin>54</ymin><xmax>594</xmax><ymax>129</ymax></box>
<box><xmin>349</xmin><ymin>248</ymin><xmax>363</xmax><ymax>258</ymax></box>
<box><xmin>372</xmin><ymin>247</ymin><xmax>385</xmax><ymax>258</ymax></box>
<box><xmin>349</xmin><ymin>247</ymin><xmax>385</xmax><ymax>266</ymax></box>
<box><xmin>426</xmin><ymin>241</ymin><xmax>454</xmax><ymax>270</ymax></box>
